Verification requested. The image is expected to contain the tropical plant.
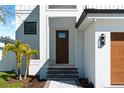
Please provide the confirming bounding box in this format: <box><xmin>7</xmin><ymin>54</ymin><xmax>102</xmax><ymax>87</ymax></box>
<box><xmin>3</xmin><ymin>40</ymin><xmax>29</xmax><ymax>80</ymax></box>
<box><xmin>24</xmin><ymin>47</ymin><xmax>38</xmax><ymax>79</ymax></box>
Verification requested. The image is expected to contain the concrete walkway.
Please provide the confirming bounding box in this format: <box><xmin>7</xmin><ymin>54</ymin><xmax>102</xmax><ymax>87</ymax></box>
<box><xmin>44</xmin><ymin>80</ymin><xmax>81</xmax><ymax>88</ymax></box>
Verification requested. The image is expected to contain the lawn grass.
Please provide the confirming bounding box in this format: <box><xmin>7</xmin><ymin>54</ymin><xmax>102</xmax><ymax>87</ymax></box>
<box><xmin>0</xmin><ymin>71</ymin><xmax>16</xmax><ymax>81</ymax></box>
<box><xmin>0</xmin><ymin>71</ymin><xmax>24</xmax><ymax>88</ymax></box>
<box><xmin>0</xmin><ymin>82</ymin><xmax>24</xmax><ymax>88</ymax></box>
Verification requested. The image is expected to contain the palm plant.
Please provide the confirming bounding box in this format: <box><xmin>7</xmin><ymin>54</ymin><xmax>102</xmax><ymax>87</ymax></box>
<box><xmin>3</xmin><ymin>40</ymin><xmax>29</xmax><ymax>80</ymax></box>
<box><xmin>24</xmin><ymin>47</ymin><xmax>38</xmax><ymax>79</ymax></box>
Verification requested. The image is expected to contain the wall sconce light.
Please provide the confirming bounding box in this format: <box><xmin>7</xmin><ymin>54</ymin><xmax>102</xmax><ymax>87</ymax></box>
<box><xmin>100</xmin><ymin>33</ymin><xmax>106</xmax><ymax>46</ymax></box>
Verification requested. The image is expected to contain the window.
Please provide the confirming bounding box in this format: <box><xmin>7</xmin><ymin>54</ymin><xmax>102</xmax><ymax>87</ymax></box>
<box><xmin>48</xmin><ymin>5</ymin><xmax>77</xmax><ymax>9</ymax></box>
<box><xmin>59</xmin><ymin>32</ymin><xmax>66</xmax><ymax>38</ymax></box>
<box><xmin>24</xmin><ymin>22</ymin><xmax>37</xmax><ymax>34</ymax></box>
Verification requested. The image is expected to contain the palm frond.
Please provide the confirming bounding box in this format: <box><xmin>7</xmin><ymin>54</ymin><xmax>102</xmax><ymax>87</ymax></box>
<box><xmin>30</xmin><ymin>49</ymin><xmax>39</xmax><ymax>55</ymax></box>
<box><xmin>24</xmin><ymin>47</ymin><xmax>38</xmax><ymax>65</ymax></box>
<box><xmin>15</xmin><ymin>40</ymin><xmax>23</xmax><ymax>48</ymax></box>
<box><xmin>2</xmin><ymin>43</ymin><xmax>15</xmax><ymax>57</ymax></box>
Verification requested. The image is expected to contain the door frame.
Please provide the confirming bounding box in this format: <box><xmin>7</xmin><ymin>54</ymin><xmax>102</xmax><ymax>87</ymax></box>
<box><xmin>56</xmin><ymin>30</ymin><xmax>69</xmax><ymax>64</ymax></box>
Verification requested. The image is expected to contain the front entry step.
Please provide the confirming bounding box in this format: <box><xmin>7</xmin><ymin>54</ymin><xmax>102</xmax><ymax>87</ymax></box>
<box><xmin>48</xmin><ymin>64</ymin><xmax>76</xmax><ymax>68</ymax></box>
<box><xmin>47</xmin><ymin>64</ymin><xmax>79</xmax><ymax>80</ymax></box>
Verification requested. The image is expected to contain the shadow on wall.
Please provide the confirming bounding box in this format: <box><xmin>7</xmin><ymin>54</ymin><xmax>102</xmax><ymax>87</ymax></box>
<box><xmin>16</xmin><ymin>5</ymin><xmax>40</xmax><ymax>59</ymax></box>
<box><xmin>28</xmin><ymin>59</ymin><xmax>50</xmax><ymax>80</ymax></box>
<box><xmin>39</xmin><ymin>59</ymin><xmax>50</xmax><ymax>79</ymax></box>
<box><xmin>0</xmin><ymin>51</ymin><xmax>16</xmax><ymax>71</ymax></box>
<box><xmin>15</xmin><ymin>5</ymin><xmax>42</xmax><ymax>76</ymax></box>
<box><xmin>98</xmin><ymin>36</ymin><xmax>104</xmax><ymax>48</ymax></box>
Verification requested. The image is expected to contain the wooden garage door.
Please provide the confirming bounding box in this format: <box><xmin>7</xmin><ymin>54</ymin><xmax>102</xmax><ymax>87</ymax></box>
<box><xmin>111</xmin><ymin>32</ymin><xmax>124</xmax><ymax>85</ymax></box>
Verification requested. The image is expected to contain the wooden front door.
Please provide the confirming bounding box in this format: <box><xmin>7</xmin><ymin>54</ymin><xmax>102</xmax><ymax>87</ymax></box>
<box><xmin>111</xmin><ymin>32</ymin><xmax>124</xmax><ymax>85</ymax></box>
<box><xmin>56</xmin><ymin>30</ymin><xmax>69</xmax><ymax>64</ymax></box>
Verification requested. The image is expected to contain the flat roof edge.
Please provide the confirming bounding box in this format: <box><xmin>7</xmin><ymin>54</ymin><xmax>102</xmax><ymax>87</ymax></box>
<box><xmin>76</xmin><ymin>9</ymin><xmax>124</xmax><ymax>29</ymax></box>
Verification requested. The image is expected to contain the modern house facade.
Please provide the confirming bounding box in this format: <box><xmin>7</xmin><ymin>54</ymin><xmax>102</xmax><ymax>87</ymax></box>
<box><xmin>16</xmin><ymin>5</ymin><xmax>124</xmax><ymax>88</ymax></box>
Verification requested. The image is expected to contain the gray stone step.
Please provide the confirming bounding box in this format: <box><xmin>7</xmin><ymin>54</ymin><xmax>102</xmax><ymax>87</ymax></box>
<box><xmin>47</xmin><ymin>71</ymin><xmax>78</xmax><ymax>74</ymax></box>
<box><xmin>49</xmin><ymin>64</ymin><xmax>75</xmax><ymax>68</ymax></box>
<box><xmin>47</xmin><ymin>78</ymin><xmax>78</xmax><ymax>80</ymax></box>
<box><xmin>47</xmin><ymin>73</ymin><xmax>78</xmax><ymax>76</ymax></box>
<box><xmin>48</xmin><ymin>68</ymin><xmax>77</xmax><ymax>71</ymax></box>
<box><xmin>47</xmin><ymin>64</ymin><xmax>79</xmax><ymax>80</ymax></box>
<box><xmin>47</xmin><ymin>74</ymin><xmax>78</xmax><ymax>78</ymax></box>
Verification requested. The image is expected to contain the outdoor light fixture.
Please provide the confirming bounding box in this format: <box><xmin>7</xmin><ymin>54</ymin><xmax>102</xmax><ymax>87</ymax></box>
<box><xmin>100</xmin><ymin>33</ymin><xmax>106</xmax><ymax>46</ymax></box>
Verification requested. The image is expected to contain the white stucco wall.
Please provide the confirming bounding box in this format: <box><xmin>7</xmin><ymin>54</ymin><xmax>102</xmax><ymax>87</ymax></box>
<box><xmin>95</xmin><ymin>20</ymin><xmax>124</xmax><ymax>88</ymax></box>
<box><xmin>78</xmin><ymin>20</ymin><xmax>96</xmax><ymax>85</ymax></box>
<box><xmin>76</xmin><ymin>31</ymin><xmax>84</xmax><ymax>78</ymax></box>
<box><xmin>83</xmin><ymin>23</ymin><xmax>96</xmax><ymax>85</ymax></box>
<box><xmin>0</xmin><ymin>50</ymin><xmax>2</xmax><ymax>61</ymax></box>
<box><xmin>0</xmin><ymin>43</ymin><xmax>4</xmax><ymax>61</ymax></box>
<box><xmin>39</xmin><ymin>5</ymin><xmax>48</xmax><ymax>79</ymax></box>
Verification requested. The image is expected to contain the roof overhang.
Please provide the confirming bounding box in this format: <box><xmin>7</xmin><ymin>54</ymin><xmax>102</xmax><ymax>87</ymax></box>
<box><xmin>76</xmin><ymin>9</ymin><xmax>124</xmax><ymax>31</ymax></box>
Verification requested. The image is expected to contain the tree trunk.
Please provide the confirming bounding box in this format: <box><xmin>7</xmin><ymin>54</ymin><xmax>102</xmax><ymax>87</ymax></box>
<box><xmin>24</xmin><ymin>64</ymin><xmax>28</xmax><ymax>79</ymax></box>
<box><xmin>18</xmin><ymin>68</ymin><xmax>22</xmax><ymax>80</ymax></box>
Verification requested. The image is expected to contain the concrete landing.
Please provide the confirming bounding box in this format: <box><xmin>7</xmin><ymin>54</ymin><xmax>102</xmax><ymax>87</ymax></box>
<box><xmin>44</xmin><ymin>80</ymin><xmax>82</xmax><ymax>88</ymax></box>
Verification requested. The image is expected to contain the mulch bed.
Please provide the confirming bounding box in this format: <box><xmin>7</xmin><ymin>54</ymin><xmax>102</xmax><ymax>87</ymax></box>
<box><xmin>5</xmin><ymin>75</ymin><xmax>95</xmax><ymax>88</ymax></box>
<box><xmin>7</xmin><ymin>75</ymin><xmax>46</xmax><ymax>88</ymax></box>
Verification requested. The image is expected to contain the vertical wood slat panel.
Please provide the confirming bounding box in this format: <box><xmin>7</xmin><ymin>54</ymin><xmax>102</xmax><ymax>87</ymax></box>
<box><xmin>111</xmin><ymin>32</ymin><xmax>124</xmax><ymax>85</ymax></box>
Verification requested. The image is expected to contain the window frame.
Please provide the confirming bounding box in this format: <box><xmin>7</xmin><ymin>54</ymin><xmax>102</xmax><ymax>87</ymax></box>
<box><xmin>46</xmin><ymin>5</ymin><xmax>78</xmax><ymax>11</ymax></box>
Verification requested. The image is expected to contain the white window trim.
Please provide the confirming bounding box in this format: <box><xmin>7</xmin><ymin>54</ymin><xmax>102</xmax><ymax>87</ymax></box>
<box><xmin>46</xmin><ymin>5</ymin><xmax>78</xmax><ymax>11</ymax></box>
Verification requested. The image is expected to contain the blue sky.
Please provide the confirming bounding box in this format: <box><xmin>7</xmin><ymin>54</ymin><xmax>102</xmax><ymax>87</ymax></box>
<box><xmin>0</xmin><ymin>5</ymin><xmax>15</xmax><ymax>40</ymax></box>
